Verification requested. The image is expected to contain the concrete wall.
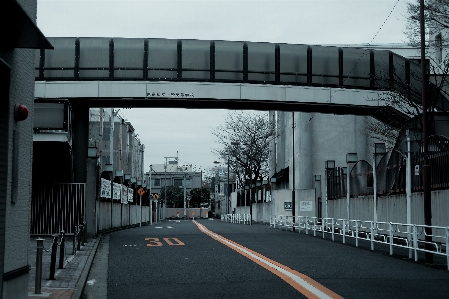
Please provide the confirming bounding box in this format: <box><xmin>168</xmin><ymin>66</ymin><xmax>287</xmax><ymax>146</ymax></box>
<box><xmin>165</xmin><ymin>208</ymin><xmax>209</xmax><ymax>219</ymax></box>
<box><xmin>233</xmin><ymin>189</ymin><xmax>315</xmax><ymax>224</ymax></box>
<box><xmin>237</xmin><ymin>188</ymin><xmax>449</xmax><ymax>229</ymax></box>
<box><xmin>97</xmin><ymin>202</ymin><xmax>150</xmax><ymax>231</ymax></box>
<box><xmin>0</xmin><ymin>1</ymin><xmax>38</xmax><ymax>297</ymax></box>
<box><xmin>272</xmin><ymin>112</ymin><xmax>371</xmax><ymax>192</ymax></box>
<box><xmin>327</xmin><ymin>189</ymin><xmax>449</xmax><ymax>227</ymax></box>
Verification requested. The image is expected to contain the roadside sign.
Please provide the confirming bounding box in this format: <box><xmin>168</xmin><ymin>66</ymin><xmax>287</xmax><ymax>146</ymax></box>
<box><xmin>138</xmin><ymin>188</ymin><xmax>145</xmax><ymax>196</ymax></box>
<box><xmin>284</xmin><ymin>202</ymin><xmax>292</xmax><ymax>210</ymax></box>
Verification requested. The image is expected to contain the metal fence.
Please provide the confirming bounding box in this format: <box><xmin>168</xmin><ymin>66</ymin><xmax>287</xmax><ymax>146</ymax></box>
<box><xmin>270</xmin><ymin>215</ymin><xmax>449</xmax><ymax>270</ymax></box>
<box><xmin>31</xmin><ymin>183</ymin><xmax>85</xmax><ymax>235</ymax></box>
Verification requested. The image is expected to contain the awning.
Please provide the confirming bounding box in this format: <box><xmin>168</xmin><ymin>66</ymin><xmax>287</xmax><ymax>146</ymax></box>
<box><xmin>271</xmin><ymin>166</ymin><xmax>289</xmax><ymax>182</ymax></box>
<box><xmin>1</xmin><ymin>0</ymin><xmax>53</xmax><ymax>49</ymax></box>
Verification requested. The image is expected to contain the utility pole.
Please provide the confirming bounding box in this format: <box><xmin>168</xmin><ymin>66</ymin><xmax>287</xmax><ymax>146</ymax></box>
<box><xmin>292</xmin><ymin>112</ymin><xmax>295</xmax><ymax>229</ymax></box>
<box><xmin>420</xmin><ymin>0</ymin><xmax>433</xmax><ymax>264</ymax></box>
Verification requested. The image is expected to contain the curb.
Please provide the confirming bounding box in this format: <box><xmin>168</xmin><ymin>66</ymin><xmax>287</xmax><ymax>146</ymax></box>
<box><xmin>72</xmin><ymin>236</ymin><xmax>101</xmax><ymax>299</ymax></box>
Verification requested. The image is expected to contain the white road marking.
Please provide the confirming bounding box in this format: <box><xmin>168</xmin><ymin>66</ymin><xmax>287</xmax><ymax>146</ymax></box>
<box><xmin>87</xmin><ymin>279</ymin><xmax>96</xmax><ymax>285</ymax></box>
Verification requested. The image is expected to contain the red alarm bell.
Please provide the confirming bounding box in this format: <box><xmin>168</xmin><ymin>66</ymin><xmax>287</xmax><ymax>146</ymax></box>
<box><xmin>14</xmin><ymin>104</ymin><xmax>28</xmax><ymax>121</ymax></box>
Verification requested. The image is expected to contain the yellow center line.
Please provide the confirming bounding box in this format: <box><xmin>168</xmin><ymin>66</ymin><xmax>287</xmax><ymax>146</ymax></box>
<box><xmin>193</xmin><ymin>221</ymin><xmax>344</xmax><ymax>299</ymax></box>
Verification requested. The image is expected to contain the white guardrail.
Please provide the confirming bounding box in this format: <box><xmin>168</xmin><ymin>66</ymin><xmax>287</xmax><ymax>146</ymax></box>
<box><xmin>221</xmin><ymin>214</ymin><xmax>251</xmax><ymax>225</ymax></box>
<box><xmin>266</xmin><ymin>215</ymin><xmax>449</xmax><ymax>270</ymax></box>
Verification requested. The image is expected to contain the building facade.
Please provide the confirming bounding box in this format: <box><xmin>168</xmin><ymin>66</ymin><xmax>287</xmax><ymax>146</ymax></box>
<box><xmin>146</xmin><ymin>163</ymin><xmax>202</xmax><ymax>219</ymax></box>
<box><xmin>270</xmin><ymin>42</ymin><xmax>449</xmax><ymax>220</ymax></box>
<box><xmin>0</xmin><ymin>1</ymin><xmax>52</xmax><ymax>297</ymax></box>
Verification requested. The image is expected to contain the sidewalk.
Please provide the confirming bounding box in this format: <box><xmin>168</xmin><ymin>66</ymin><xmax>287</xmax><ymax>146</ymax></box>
<box><xmin>28</xmin><ymin>235</ymin><xmax>100</xmax><ymax>299</ymax></box>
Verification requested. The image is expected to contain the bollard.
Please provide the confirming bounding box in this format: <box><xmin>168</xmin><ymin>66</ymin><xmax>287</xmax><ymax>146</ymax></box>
<box><xmin>83</xmin><ymin>221</ymin><xmax>87</xmax><ymax>244</ymax></box>
<box><xmin>77</xmin><ymin>225</ymin><xmax>83</xmax><ymax>250</ymax></box>
<box><xmin>58</xmin><ymin>230</ymin><xmax>65</xmax><ymax>269</ymax></box>
<box><xmin>49</xmin><ymin>235</ymin><xmax>58</xmax><ymax>280</ymax></box>
<box><xmin>73</xmin><ymin>226</ymin><xmax>77</xmax><ymax>255</ymax></box>
<box><xmin>35</xmin><ymin>238</ymin><xmax>44</xmax><ymax>294</ymax></box>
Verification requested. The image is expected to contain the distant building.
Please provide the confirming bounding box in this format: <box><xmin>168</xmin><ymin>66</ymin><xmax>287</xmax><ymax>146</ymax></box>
<box><xmin>145</xmin><ymin>162</ymin><xmax>202</xmax><ymax>219</ymax></box>
<box><xmin>211</xmin><ymin>166</ymin><xmax>237</xmax><ymax>216</ymax></box>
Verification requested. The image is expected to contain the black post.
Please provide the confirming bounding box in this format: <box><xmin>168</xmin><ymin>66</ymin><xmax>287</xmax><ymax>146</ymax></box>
<box><xmin>292</xmin><ymin>112</ymin><xmax>295</xmax><ymax>230</ymax></box>
<box><xmin>420</xmin><ymin>0</ymin><xmax>433</xmax><ymax>264</ymax></box>
<box><xmin>49</xmin><ymin>235</ymin><xmax>58</xmax><ymax>280</ymax></box>
<box><xmin>72</xmin><ymin>225</ymin><xmax>77</xmax><ymax>254</ymax></box>
<box><xmin>58</xmin><ymin>230</ymin><xmax>65</xmax><ymax>269</ymax></box>
<box><xmin>77</xmin><ymin>225</ymin><xmax>82</xmax><ymax>250</ymax></box>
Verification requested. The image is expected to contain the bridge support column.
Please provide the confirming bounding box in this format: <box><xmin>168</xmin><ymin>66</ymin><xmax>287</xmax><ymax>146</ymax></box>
<box><xmin>71</xmin><ymin>100</ymin><xmax>89</xmax><ymax>183</ymax></box>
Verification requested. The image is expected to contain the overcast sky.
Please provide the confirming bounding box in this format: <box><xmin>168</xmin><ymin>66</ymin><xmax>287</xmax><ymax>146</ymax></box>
<box><xmin>36</xmin><ymin>0</ymin><xmax>411</xmax><ymax>173</ymax></box>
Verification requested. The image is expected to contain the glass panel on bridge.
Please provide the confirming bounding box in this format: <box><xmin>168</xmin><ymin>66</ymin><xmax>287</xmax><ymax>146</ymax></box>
<box><xmin>247</xmin><ymin>42</ymin><xmax>275</xmax><ymax>83</ymax></box>
<box><xmin>114</xmin><ymin>38</ymin><xmax>145</xmax><ymax>79</ymax></box>
<box><xmin>44</xmin><ymin>37</ymin><xmax>76</xmax><ymax>79</ymax></box>
<box><xmin>79</xmin><ymin>37</ymin><xmax>110</xmax><ymax>79</ymax></box>
<box><xmin>215</xmin><ymin>40</ymin><xmax>244</xmax><ymax>81</ymax></box>
<box><xmin>311</xmin><ymin>45</ymin><xmax>339</xmax><ymax>86</ymax></box>
<box><xmin>182</xmin><ymin>39</ymin><xmax>210</xmax><ymax>80</ymax></box>
<box><xmin>393</xmin><ymin>52</ymin><xmax>407</xmax><ymax>93</ymax></box>
<box><xmin>147</xmin><ymin>38</ymin><xmax>178</xmax><ymax>80</ymax></box>
<box><xmin>279</xmin><ymin>44</ymin><xmax>308</xmax><ymax>85</ymax></box>
<box><xmin>372</xmin><ymin>49</ymin><xmax>390</xmax><ymax>89</ymax></box>
<box><xmin>342</xmin><ymin>47</ymin><xmax>370</xmax><ymax>88</ymax></box>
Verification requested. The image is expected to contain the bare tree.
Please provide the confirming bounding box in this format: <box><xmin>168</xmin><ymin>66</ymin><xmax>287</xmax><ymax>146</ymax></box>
<box><xmin>365</xmin><ymin>1</ymin><xmax>449</xmax><ymax>145</ymax></box>
<box><xmin>212</xmin><ymin>111</ymin><xmax>277</xmax><ymax>190</ymax></box>
<box><xmin>405</xmin><ymin>0</ymin><xmax>449</xmax><ymax>46</ymax></box>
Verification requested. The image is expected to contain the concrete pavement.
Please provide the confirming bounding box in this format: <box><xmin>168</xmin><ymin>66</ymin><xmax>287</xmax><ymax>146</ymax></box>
<box><xmin>28</xmin><ymin>235</ymin><xmax>100</xmax><ymax>299</ymax></box>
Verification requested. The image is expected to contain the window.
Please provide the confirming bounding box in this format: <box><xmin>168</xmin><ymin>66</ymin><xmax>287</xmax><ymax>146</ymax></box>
<box><xmin>151</xmin><ymin>178</ymin><xmax>160</xmax><ymax>187</ymax></box>
<box><xmin>174</xmin><ymin>178</ymin><xmax>191</xmax><ymax>188</ymax></box>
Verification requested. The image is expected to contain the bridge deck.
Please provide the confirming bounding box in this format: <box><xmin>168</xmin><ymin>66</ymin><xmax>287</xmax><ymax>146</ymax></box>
<box><xmin>34</xmin><ymin>37</ymin><xmax>434</xmax><ymax>126</ymax></box>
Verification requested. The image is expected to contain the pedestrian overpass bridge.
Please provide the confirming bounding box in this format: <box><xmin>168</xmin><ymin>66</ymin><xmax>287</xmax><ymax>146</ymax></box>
<box><xmin>34</xmin><ymin>37</ymin><xmax>433</xmax><ymax>126</ymax></box>
<box><xmin>34</xmin><ymin>37</ymin><xmax>443</xmax><ymax>184</ymax></box>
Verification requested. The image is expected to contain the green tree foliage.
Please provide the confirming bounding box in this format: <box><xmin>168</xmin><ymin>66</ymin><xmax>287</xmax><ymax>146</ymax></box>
<box><xmin>159</xmin><ymin>185</ymin><xmax>183</xmax><ymax>208</ymax></box>
<box><xmin>189</xmin><ymin>187</ymin><xmax>211</xmax><ymax>208</ymax></box>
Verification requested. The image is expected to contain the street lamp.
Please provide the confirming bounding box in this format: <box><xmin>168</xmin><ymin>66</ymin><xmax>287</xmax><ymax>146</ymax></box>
<box><xmin>149</xmin><ymin>165</ymin><xmax>153</xmax><ymax>225</ymax></box>
<box><xmin>374</xmin><ymin>143</ymin><xmax>386</xmax><ymax>226</ymax></box>
<box><xmin>314</xmin><ymin>175</ymin><xmax>321</xmax><ymax>218</ymax></box>
<box><xmin>346</xmin><ymin>153</ymin><xmax>358</xmax><ymax>220</ymax></box>
<box><xmin>104</xmin><ymin>163</ymin><xmax>113</xmax><ymax>231</ymax></box>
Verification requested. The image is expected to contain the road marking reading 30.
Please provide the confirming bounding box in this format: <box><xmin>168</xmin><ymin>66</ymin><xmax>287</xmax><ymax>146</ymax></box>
<box><xmin>145</xmin><ymin>238</ymin><xmax>185</xmax><ymax>246</ymax></box>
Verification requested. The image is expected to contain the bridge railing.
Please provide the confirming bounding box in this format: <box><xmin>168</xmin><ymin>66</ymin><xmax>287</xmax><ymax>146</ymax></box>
<box><xmin>271</xmin><ymin>215</ymin><xmax>449</xmax><ymax>270</ymax></box>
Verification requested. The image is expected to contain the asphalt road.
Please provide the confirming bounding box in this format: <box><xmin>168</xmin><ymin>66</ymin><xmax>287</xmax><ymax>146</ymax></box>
<box><xmin>84</xmin><ymin>220</ymin><xmax>449</xmax><ymax>299</ymax></box>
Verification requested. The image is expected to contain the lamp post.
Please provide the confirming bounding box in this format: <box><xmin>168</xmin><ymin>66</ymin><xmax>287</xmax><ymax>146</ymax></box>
<box><xmin>115</xmin><ymin>170</ymin><xmax>123</xmax><ymax>228</ymax></box>
<box><xmin>130</xmin><ymin>177</ymin><xmax>136</xmax><ymax>225</ymax></box>
<box><xmin>104</xmin><ymin>163</ymin><xmax>113</xmax><ymax>231</ymax></box>
<box><xmin>183</xmin><ymin>172</ymin><xmax>187</xmax><ymax>219</ymax></box>
<box><xmin>374</xmin><ymin>143</ymin><xmax>386</xmax><ymax>226</ymax></box>
<box><xmin>149</xmin><ymin>165</ymin><xmax>153</xmax><ymax>225</ymax></box>
<box><xmin>346</xmin><ymin>153</ymin><xmax>358</xmax><ymax>220</ymax></box>
<box><xmin>419</xmin><ymin>0</ymin><xmax>432</xmax><ymax>264</ymax></box>
<box><xmin>325</xmin><ymin>160</ymin><xmax>335</xmax><ymax>219</ymax></box>
<box><xmin>124</xmin><ymin>174</ymin><xmax>131</xmax><ymax>227</ymax></box>
<box><xmin>314</xmin><ymin>175</ymin><xmax>321</xmax><ymax>218</ymax></box>
<box><xmin>88</xmin><ymin>147</ymin><xmax>98</xmax><ymax>235</ymax></box>
<box><xmin>164</xmin><ymin>155</ymin><xmax>178</xmax><ymax>220</ymax></box>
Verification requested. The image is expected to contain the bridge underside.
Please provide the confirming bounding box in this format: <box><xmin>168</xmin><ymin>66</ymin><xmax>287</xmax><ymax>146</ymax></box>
<box><xmin>35</xmin><ymin>81</ymin><xmax>409</xmax><ymax>127</ymax></box>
